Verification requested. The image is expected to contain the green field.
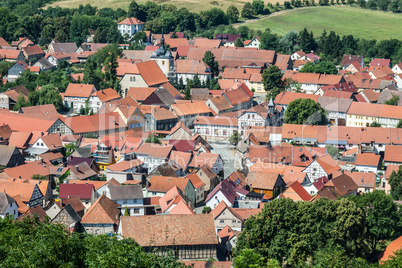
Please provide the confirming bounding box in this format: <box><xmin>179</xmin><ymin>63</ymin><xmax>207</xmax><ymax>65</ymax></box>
<box><xmin>242</xmin><ymin>6</ymin><xmax>402</xmax><ymax>40</ymax></box>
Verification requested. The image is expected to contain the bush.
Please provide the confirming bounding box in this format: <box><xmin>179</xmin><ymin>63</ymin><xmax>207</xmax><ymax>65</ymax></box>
<box><xmin>202</xmin><ymin>206</ymin><xmax>212</xmax><ymax>214</ymax></box>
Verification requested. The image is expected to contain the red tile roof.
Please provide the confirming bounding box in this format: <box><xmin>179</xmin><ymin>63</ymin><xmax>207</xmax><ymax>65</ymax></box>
<box><xmin>65</xmin><ymin>83</ymin><xmax>96</xmax><ymax>98</ymax></box>
<box><xmin>281</xmin><ymin>181</ymin><xmax>311</xmax><ymax>201</ymax></box>
<box><xmin>136</xmin><ymin>61</ymin><xmax>168</xmax><ymax>86</ymax></box>
<box><xmin>118</xmin><ymin>17</ymin><xmax>144</xmax><ymax>25</ymax></box>
<box><xmin>91</xmin><ymin>88</ymin><xmax>121</xmax><ymax>102</ymax></box>
<box><xmin>81</xmin><ymin>195</ymin><xmax>120</xmax><ymax>224</ymax></box>
<box><xmin>355</xmin><ymin>153</ymin><xmax>381</xmax><ymax>167</ymax></box>
<box><xmin>59</xmin><ymin>183</ymin><xmax>93</xmax><ymax>199</ymax></box>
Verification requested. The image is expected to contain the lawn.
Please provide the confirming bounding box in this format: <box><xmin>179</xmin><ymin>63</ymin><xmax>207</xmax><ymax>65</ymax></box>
<box><xmin>242</xmin><ymin>6</ymin><xmax>402</xmax><ymax>40</ymax></box>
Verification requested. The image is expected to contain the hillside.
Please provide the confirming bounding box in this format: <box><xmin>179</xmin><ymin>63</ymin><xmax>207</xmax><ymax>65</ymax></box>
<box><xmin>242</xmin><ymin>6</ymin><xmax>402</xmax><ymax>40</ymax></box>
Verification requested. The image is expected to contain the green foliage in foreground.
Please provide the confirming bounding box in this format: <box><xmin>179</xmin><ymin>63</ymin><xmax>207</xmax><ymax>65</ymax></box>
<box><xmin>0</xmin><ymin>216</ymin><xmax>184</xmax><ymax>268</ymax></box>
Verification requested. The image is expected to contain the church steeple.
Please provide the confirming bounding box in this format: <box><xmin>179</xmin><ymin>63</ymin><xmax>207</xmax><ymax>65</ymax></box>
<box><xmin>268</xmin><ymin>93</ymin><xmax>275</xmax><ymax>114</ymax></box>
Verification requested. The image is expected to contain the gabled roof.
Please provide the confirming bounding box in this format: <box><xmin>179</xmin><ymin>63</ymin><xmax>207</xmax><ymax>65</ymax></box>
<box><xmin>136</xmin><ymin>143</ymin><xmax>173</xmax><ymax>159</ymax></box>
<box><xmin>120</xmin><ymin>214</ymin><xmax>217</xmax><ymax>246</ymax></box>
<box><xmin>169</xmin><ymin>121</ymin><xmax>191</xmax><ymax>137</ymax></box>
<box><xmin>65</xmin><ymin>83</ymin><xmax>95</xmax><ymax>98</ymax></box>
<box><xmin>91</xmin><ymin>88</ymin><xmax>120</xmax><ymax>103</ymax></box>
<box><xmin>355</xmin><ymin>153</ymin><xmax>381</xmax><ymax>167</ymax></box>
<box><xmin>159</xmin><ymin>186</ymin><xmax>187</xmax><ymax>212</ymax></box>
<box><xmin>0</xmin><ymin>37</ymin><xmax>10</xmax><ymax>48</ymax></box>
<box><xmin>249</xmin><ymin>145</ymin><xmax>292</xmax><ymax>164</ymax></box>
<box><xmin>283</xmin><ymin>71</ymin><xmax>343</xmax><ymax>85</ymax></box>
<box><xmin>247</xmin><ymin>171</ymin><xmax>281</xmax><ymax>191</ymax></box>
<box><xmin>0</xmin><ymin>145</ymin><xmax>21</xmax><ymax>166</ymax></box>
<box><xmin>185</xmin><ymin>173</ymin><xmax>206</xmax><ymax>189</ymax></box>
<box><xmin>378</xmin><ymin>235</ymin><xmax>402</xmax><ymax>263</ymax></box>
<box><xmin>384</xmin><ymin>145</ymin><xmax>402</xmax><ymax>163</ymax></box>
<box><xmin>370</xmin><ymin>58</ymin><xmax>391</xmax><ymax>68</ymax></box>
<box><xmin>0</xmin><ymin>49</ymin><xmax>22</xmax><ymax>59</ymax></box>
<box><xmin>193</xmin><ymin>116</ymin><xmax>238</xmax><ymax>127</ymax></box>
<box><xmin>136</xmin><ymin>61</ymin><xmax>168</xmax><ymax>86</ymax></box>
<box><xmin>223</xmin><ymin>87</ymin><xmax>252</xmax><ymax>106</ymax></box>
<box><xmin>189</xmin><ymin>152</ymin><xmax>221</xmax><ymax>169</ymax></box>
<box><xmin>0</xmin><ymin>192</ymin><xmax>15</xmax><ymax>214</ymax></box>
<box><xmin>341</xmin><ymin>55</ymin><xmax>363</xmax><ymax>67</ymax></box>
<box><xmin>0</xmin><ymin>180</ymin><xmax>39</xmax><ymax>203</ymax></box>
<box><xmin>22</xmin><ymin>45</ymin><xmax>45</xmax><ymax>56</ymax></box>
<box><xmin>0</xmin><ymin>124</ymin><xmax>12</xmax><ymax>141</ymax></box>
<box><xmin>109</xmin><ymin>184</ymin><xmax>143</xmax><ymax>200</ymax></box>
<box><xmin>81</xmin><ymin>195</ymin><xmax>120</xmax><ymax>225</ymax></box>
<box><xmin>59</xmin><ymin>183</ymin><xmax>93</xmax><ymax>199</ymax></box>
<box><xmin>330</xmin><ymin>174</ymin><xmax>359</xmax><ymax>196</ymax></box>
<box><xmin>49</xmin><ymin>42</ymin><xmax>77</xmax><ymax>54</ymax></box>
<box><xmin>127</xmin><ymin>87</ymin><xmax>157</xmax><ymax>102</ymax></box>
<box><xmin>169</xmin><ymin>150</ymin><xmax>192</xmax><ymax>170</ymax></box>
<box><xmin>315</xmin><ymin>154</ymin><xmax>340</xmax><ymax>175</ymax></box>
<box><xmin>274</xmin><ymin>91</ymin><xmax>319</xmax><ymax>106</ymax></box>
<box><xmin>118</xmin><ymin>17</ymin><xmax>144</xmax><ymax>25</ymax></box>
<box><xmin>147</xmin><ymin>176</ymin><xmax>189</xmax><ymax>193</ymax></box>
<box><xmin>205</xmin><ymin>180</ymin><xmax>238</xmax><ymax>206</ymax></box>
<box><xmin>3</xmin><ymin>160</ymin><xmax>51</xmax><ymax>180</ymax></box>
<box><xmin>21</xmin><ymin>104</ymin><xmax>59</xmax><ymax>116</ymax></box>
<box><xmin>281</xmin><ymin>181</ymin><xmax>311</xmax><ymax>201</ymax></box>
<box><xmin>57</xmin><ymin>196</ymin><xmax>86</xmax><ymax>213</ymax></box>
<box><xmin>171</xmin><ymin>101</ymin><xmax>211</xmax><ymax>116</ymax></box>
<box><xmin>208</xmin><ymin>96</ymin><xmax>233</xmax><ymax>111</ymax></box>
<box><xmin>106</xmin><ymin>159</ymin><xmax>143</xmax><ymax>172</ymax></box>
<box><xmin>64</xmin><ymin>112</ymin><xmax>127</xmax><ymax>134</ymax></box>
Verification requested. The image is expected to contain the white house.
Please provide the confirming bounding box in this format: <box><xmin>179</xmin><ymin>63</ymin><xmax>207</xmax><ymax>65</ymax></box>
<box><xmin>355</xmin><ymin>153</ymin><xmax>381</xmax><ymax>174</ymax></box>
<box><xmin>244</xmin><ymin>37</ymin><xmax>261</xmax><ymax>49</ymax></box>
<box><xmin>0</xmin><ymin>193</ymin><xmax>18</xmax><ymax>219</ymax></box>
<box><xmin>290</xmin><ymin>50</ymin><xmax>305</xmax><ymax>61</ymax></box>
<box><xmin>108</xmin><ymin>185</ymin><xmax>145</xmax><ymax>216</ymax></box>
<box><xmin>175</xmin><ymin>59</ymin><xmax>212</xmax><ymax>85</ymax></box>
<box><xmin>135</xmin><ymin>143</ymin><xmax>173</xmax><ymax>174</ymax></box>
<box><xmin>64</xmin><ymin>83</ymin><xmax>97</xmax><ymax>113</ymax></box>
<box><xmin>193</xmin><ymin>116</ymin><xmax>238</xmax><ymax>140</ymax></box>
<box><xmin>89</xmin><ymin>88</ymin><xmax>121</xmax><ymax>113</ymax></box>
<box><xmin>205</xmin><ymin>180</ymin><xmax>238</xmax><ymax>209</ymax></box>
<box><xmin>303</xmin><ymin>154</ymin><xmax>340</xmax><ymax>182</ymax></box>
<box><xmin>118</xmin><ymin>17</ymin><xmax>145</xmax><ymax>37</ymax></box>
<box><xmin>392</xmin><ymin>63</ymin><xmax>402</xmax><ymax>75</ymax></box>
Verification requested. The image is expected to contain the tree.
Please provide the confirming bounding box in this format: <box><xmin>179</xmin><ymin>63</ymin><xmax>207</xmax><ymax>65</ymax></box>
<box><xmin>229</xmin><ymin>131</ymin><xmax>240</xmax><ymax>145</ymax></box>
<box><xmin>252</xmin><ymin>0</ymin><xmax>265</xmax><ymax>14</ymax></box>
<box><xmin>310</xmin><ymin>246</ymin><xmax>370</xmax><ymax>268</ymax></box>
<box><xmin>261</xmin><ymin>65</ymin><xmax>284</xmax><ymax>97</ymax></box>
<box><xmin>382</xmin><ymin>249</ymin><xmax>402</xmax><ymax>267</ymax></box>
<box><xmin>389</xmin><ymin>166</ymin><xmax>402</xmax><ymax>200</ymax></box>
<box><xmin>234</xmin><ymin>37</ymin><xmax>244</xmax><ymax>47</ymax></box>
<box><xmin>326</xmin><ymin>144</ymin><xmax>339</xmax><ymax>159</ymax></box>
<box><xmin>227</xmin><ymin>5</ymin><xmax>239</xmax><ymax>23</ymax></box>
<box><xmin>279</xmin><ymin>30</ymin><xmax>300</xmax><ymax>54</ymax></box>
<box><xmin>385</xmin><ymin>94</ymin><xmax>400</xmax><ymax>105</ymax></box>
<box><xmin>124</xmin><ymin>205</ymin><xmax>130</xmax><ymax>216</ymax></box>
<box><xmin>234</xmin><ymin>198</ymin><xmax>369</xmax><ymax>265</ymax></box>
<box><xmin>259</xmin><ymin>29</ymin><xmax>279</xmax><ymax>50</ymax></box>
<box><xmin>397</xmin><ymin>119</ymin><xmax>402</xmax><ymax>128</ymax></box>
<box><xmin>284</xmin><ymin>98</ymin><xmax>328</xmax><ymax>125</ymax></box>
<box><xmin>103</xmin><ymin>50</ymin><xmax>119</xmax><ymax>89</ymax></box>
<box><xmin>202</xmin><ymin>206</ymin><xmax>211</xmax><ymax>214</ymax></box>
<box><xmin>369</xmin><ymin>121</ymin><xmax>382</xmax><ymax>127</ymax></box>
<box><xmin>145</xmin><ymin>133</ymin><xmax>161</xmax><ymax>144</ymax></box>
<box><xmin>349</xmin><ymin>191</ymin><xmax>402</xmax><ymax>253</ymax></box>
<box><xmin>241</xmin><ymin>3</ymin><xmax>254</xmax><ymax>18</ymax></box>
<box><xmin>233</xmin><ymin>249</ymin><xmax>269</xmax><ymax>268</ymax></box>
<box><xmin>300</xmin><ymin>61</ymin><xmax>338</xmax><ymax>75</ymax></box>
<box><xmin>31</xmin><ymin>174</ymin><xmax>47</xmax><ymax>180</ymax></box>
<box><xmin>13</xmin><ymin>93</ymin><xmax>30</xmax><ymax>111</ymax></box>
<box><xmin>202</xmin><ymin>50</ymin><xmax>219</xmax><ymax>77</ymax></box>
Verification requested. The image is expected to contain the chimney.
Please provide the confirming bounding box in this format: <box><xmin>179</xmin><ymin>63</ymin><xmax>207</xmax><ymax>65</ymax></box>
<box><xmin>41</xmin><ymin>132</ymin><xmax>44</xmax><ymax>136</ymax></box>
<box><xmin>76</xmin><ymin>165</ymin><xmax>79</xmax><ymax>171</ymax></box>
<box><xmin>341</xmin><ymin>170</ymin><xmax>344</xmax><ymax>175</ymax></box>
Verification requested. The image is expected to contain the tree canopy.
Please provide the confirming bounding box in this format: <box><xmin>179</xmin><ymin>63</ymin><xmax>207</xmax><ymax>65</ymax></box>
<box><xmin>389</xmin><ymin>166</ymin><xmax>402</xmax><ymax>200</ymax></box>
<box><xmin>261</xmin><ymin>65</ymin><xmax>284</xmax><ymax>98</ymax></box>
<box><xmin>284</xmin><ymin>98</ymin><xmax>328</xmax><ymax>125</ymax></box>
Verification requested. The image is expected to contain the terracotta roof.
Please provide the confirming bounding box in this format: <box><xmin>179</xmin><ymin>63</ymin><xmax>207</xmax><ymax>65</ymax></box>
<box><xmin>127</xmin><ymin>87</ymin><xmax>157</xmax><ymax>102</ymax></box>
<box><xmin>208</xmin><ymin>96</ymin><xmax>233</xmax><ymax>111</ymax></box>
<box><xmin>91</xmin><ymin>88</ymin><xmax>120</xmax><ymax>102</ymax></box>
<box><xmin>57</xmin><ymin>196</ymin><xmax>86</xmax><ymax>213</ymax></box>
<box><xmin>194</xmin><ymin>38</ymin><xmax>221</xmax><ymax>48</ymax></box>
<box><xmin>81</xmin><ymin>195</ymin><xmax>120</xmax><ymax>224</ymax></box>
<box><xmin>165</xmin><ymin>38</ymin><xmax>189</xmax><ymax>49</ymax></box>
<box><xmin>226</xmin><ymin>170</ymin><xmax>247</xmax><ymax>188</ymax></box>
<box><xmin>176</xmin><ymin>45</ymin><xmax>196</xmax><ymax>57</ymax></box>
<box><xmin>106</xmin><ymin>159</ymin><xmax>143</xmax><ymax>172</ymax></box>
<box><xmin>169</xmin><ymin>150</ymin><xmax>192</xmax><ymax>170</ymax></box>
<box><xmin>0</xmin><ymin>37</ymin><xmax>10</xmax><ymax>48</ymax></box>
<box><xmin>274</xmin><ymin>91</ymin><xmax>319</xmax><ymax>106</ymax></box>
<box><xmin>12</xmin><ymin>194</ymin><xmax>29</xmax><ymax>213</ymax></box>
<box><xmin>361</xmin><ymin>89</ymin><xmax>380</xmax><ymax>103</ymax></box>
<box><xmin>64</xmin><ymin>112</ymin><xmax>127</xmax><ymax>134</ymax></box>
<box><xmin>334</xmin><ymin>170</ymin><xmax>375</xmax><ymax>189</ymax></box>
<box><xmin>283</xmin><ymin>71</ymin><xmax>343</xmax><ymax>85</ymax></box>
<box><xmin>168</xmin><ymin>199</ymin><xmax>194</xmax><ymax>214</ymax></box>
<box><xmin>189</xmin><ymin>152</ymin><xmax>221</xmax><ymax>169</ymax></box>
<box><xmin>65</xmin><ymin>83</ymin><xmax>95</xmax><ymax>98</ymax></box>
<box><xmin>275</xmin><ymin>54</ymin><xmax>291</xmax><ymax>71</ymax></box>
<box><xmin>249</xmin><ymin>145</ymin><xmax>292</xmax><ymax>164</ymax></box>
<box><xmin>330</xmin><ymin>174</ymin><xmax>359</xmax><ymax>197</ymax></box>
<box><xmin>147</xmin><ymin>176</ymin><xmax>189</xmax><ymax>193</ymax></box>
<box><xmin>385</xmin><ymin>145</ymin><xmax>402</xmax><ymax>163</ymax></box>
<box><xmin>0</xmin><ymin>180</ymin><xmax>39</xmax><ymax>203</ymax></box>
<box><xmin>321</xmin><ymin>82</ymin><xmax>358</xmax><ymax>93</ymax></box>
<box><xmin>59</xmin><ymin>183</ymin><xmax>93</xmax><ymax>199</ymax></box>
<box><xmin>386</xmin><ymin>165</ymin><xmax>400</xmax><ymax>179</ymax></box>
<box><xmin>118</xmin><ymin>17</ymin><xmax>144</xmax><ymax>25</ymax></box>
<box><xmin>281</xmin><ymin>181</ymin><xmax>311</xmax><ymax>201</ymax></box>
<box><xmin>185</xmin><ymin>173</ymin><xmax>205</xmax><ymax>189</ymax></box>
<box><xmin>0</xmin><ymin>49</ymin><xmax>21</xmax><ymax>59</ymax></box>
<box><xmin>171</xmin><ymin>101</ymin><xmax>211</xmax><ymax>117</ymax></box>
<box><xmin>223</xmin><ymin>87</ymin><xmax>252</xmax><ymax>106</ymax></box>
<box><xmin>120</xmin><ymin>214</ymin><xmax>217</xmax><ymax>246</ymax></box>
<box><xmin>69</xmin><ymin>180</ymin><xmax>108</xmax><ymax>191</ymax></box>
<box><xmin>159</xmin><ymin>186</ymin><xmax>186</xmax><ymax>212</ymax></box>
<box><xmin>378</xmin><ymin>235</ymin><xmax>402</xmax><ymax>263</ymax></box>
<box><xmin>21</xmin><ymin>104</ymin><xmax>59</xmax><ymax>116</ymax></box>
<box><xmin>170</xmin><ymin>121</ymin><xmax>191</xmax><ymax>136</ymax></box>
<box><xmin>0</xmin><ymin>124</ymin><xmax>12</xmax><ymax>141</ymax></box>
<box><xmin>341</xmin><ymin>55</ymin><xmax>363</xmax><ymax>67</ymax></box>
<box><xmin>175</xmin><ymin>59</ymin><xmax>210</xmax><ymax>75</ymax></box>
<box><xmin>136</xmin><ymin>61</ymin><xmax>168</xmax><ymax>86</ymax></box>
<box><xmin>370</xmin><ymin>58</ymin><xmax>391</xmax><ymax>68</ymax></box>
<box><xmin>247</xmin><ymin>171</ymin><xmax>281</xmax><ymax>191</ymax></box>
<box><xmin>3</xmin><ymin>160</ymin><xmax>52</xmax><ymax>180</ymax></box>
<box><xmin>22</xmin><ymin>45</ymin><xmax>44</xmax><ymax>56</ymax></box>
<box><xmin>18</xmin><ymin>206</ymin><xmax>47</xmax><ymax>222</ymax></box>
<box><xmin>194</xmin><ymin>116</ymin><xmax>238</xmax><ymax>127</ymax></box>
<box><xmin>316</xmin><ymin>154</ymin><xmax>340</xmax><ymax>175</ymax></box>
<box><xmin>355</xmin><ymin>153</ymin><xmax>381</xmax><ymax>167</ymax></box>
<box><xmin>136</xmin><ymin>143</ymin><xmax>173</xmax><ymax>159</ymax></box>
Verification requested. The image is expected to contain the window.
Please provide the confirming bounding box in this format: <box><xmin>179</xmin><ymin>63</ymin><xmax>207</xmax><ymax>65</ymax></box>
<box><xmin>162</xmin><ymin>60</ymin><xmax>165</xmax><ymax>65</ymax></box>
<box><xmin>220</xmin><ymin>220</ymin><xmax>224</xmax><ymax>224</ymax></box>
<box><xmin>223</xmin><ymin>129</ymin><xmax>227</xmax><ymax>135</ymax></box>
<box><xmin>232</xmin><ymin>220</ymin><xmax>237</xmax><ymax>224</ymax></box>
<box><xmin>123</xmin><ymin>200</ymin><xmax>127</xmax><ymax>204</ymax></box>
<box><xmin>133</xmin><ymin>208</ymin><xmax>140</xmax><ymax>214</ymax></box>
<box><xmin>41</xmin><ymin>143</ymin><xmax>44</xmax><ymax>146</ymax></box>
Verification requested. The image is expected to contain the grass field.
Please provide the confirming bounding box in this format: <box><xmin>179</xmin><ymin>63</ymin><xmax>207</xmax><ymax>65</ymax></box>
<box><xmin>47</xmin><ymin>0</ymin><xmax>287</xmax><ymax>12</ymax></box>
<box><xmin>242</xmin><ymin>6</ymin><xmax>402</xmax><ymax>40</ymax></box>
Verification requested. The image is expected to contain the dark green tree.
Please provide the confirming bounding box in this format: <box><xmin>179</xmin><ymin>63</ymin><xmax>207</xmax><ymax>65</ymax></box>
<box><xmin>229</xmin><ymin>130</ymin><xmax>240</xmax><ymax>145</ymax></box>
<box><xmin>252</xmin><ymin>0</ymin><xmax>265</xmax><ymax>14</ymax></box>
<box><xmin>349</xmin><ymin>191</ymin><xmax>402</xmax><ymax>253</ymax></box>
<box><xmin>226</xmin><ymin>5</ymin><xmax>240</xmax><ymax>23</ymax></box>
<box><xmin>261</xmin><ymin>65</ymin><xmax>284</xmax><ymax>97</ymax></box>
<box><xmin>284</xmin><ymin>98</ymin><xmax>328</xmax><ymax>125</ymax></box>
<box><xmin>202</xmin><ymin>50</ymin><xmax>219</xmax><ymax>77</ymax></box>
<box><xmin>241</xmin><ymin>3</ymin><xmax>254</xmax><ymax>18</ymax></box>
<box><xmin>370</xmin><ymin>121</ymin><xmax>382</xmax><ymax>127</ymax></box>
<box><xmin>389</xmin><ymin>166</ymin><xmax>402</xmax><ymax>200</ymax></box>
<box><xmin>385</xmin><ymin>94</ymin><xmax>400</xmax><ymax>105</ymax></box>
<box><xmin>259</xmin><ymin>29</ymin><xmax>279</xmax><ymax>50</ymax></box>
<box><xmin>146</xmin><ymin>133</ymin><xmax>161</xmax><ymax>144</ymax></box>
<box><xmin>397</xmin><ymin>119</ymin><xmax>402</xmax><ymax>128</ymax></box>
<box><xmin>234</xmin><ymin>37</ymin><xmax>244</xmax><ymax>47</ymax></box>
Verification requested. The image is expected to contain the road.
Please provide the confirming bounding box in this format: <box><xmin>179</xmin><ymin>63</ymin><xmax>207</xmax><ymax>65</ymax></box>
<box><xmin>209</xmin><ymin>141</ymin><xmax>238</xmax><ymax>178</ymax></box>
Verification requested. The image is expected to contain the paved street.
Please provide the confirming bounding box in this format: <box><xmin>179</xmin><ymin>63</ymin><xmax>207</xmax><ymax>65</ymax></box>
<box><xmin>209</xmin><ymin>141</ymin><xmax>238</xmax><ymax>178</ymax></box>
